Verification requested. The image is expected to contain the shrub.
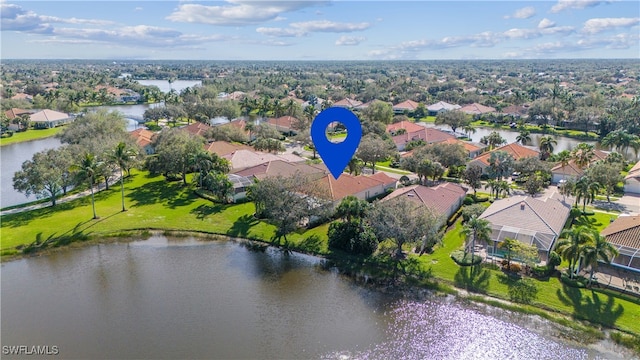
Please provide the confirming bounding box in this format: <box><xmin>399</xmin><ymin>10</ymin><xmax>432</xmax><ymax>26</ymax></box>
<box><xmin>560</xmin><ymin>273</ymin><xmax>587</xmax><ymax>288</ymax></box>
<box><xmin>531</xmin><ymin>265</ymin><xmax>550</xmax><ymax>278</ymax></box>
<box><xmin>451</xmin><ymin>250</ymin><xmax>482</xmax><ymax>266</ymax></box>
<box><xmin>503</xmin><ymin>263</ymin><xmax>522</xmax><ymax>273</ymax></box>
<box><xmin>328</xmin><ymin>221</ymin><xmax>378</xmax><ymax>256</ymax></box>
<box><xmin>474</xmin><ymin>196</ymin><xmax>489</xmax><ymax>203</ymax></box>
<box><xmin>463</xmin><ymin>196</ymin><xmax>474</xmax><ymax>206</ymax></box>
<box><xmin>508</xmin><ymin>278</ymin><xmax>538</xmax><ymax>304</ymax></box>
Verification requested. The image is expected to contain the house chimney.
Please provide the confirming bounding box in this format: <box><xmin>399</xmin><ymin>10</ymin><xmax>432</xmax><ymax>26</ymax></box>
<box><xmin>520</xmin><ymin>202</ymin><xmax>525</xmax><ymax>210</ymax></box>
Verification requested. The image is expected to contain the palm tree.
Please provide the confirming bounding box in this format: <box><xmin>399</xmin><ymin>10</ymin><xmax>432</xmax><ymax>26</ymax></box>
<box><xmin>571</xmin><ymin>143</ymin><xmax>595</xmax><ymax>169</ymax></box>
<box><xmin>555</xmin><ymin>150</ymin><xmax>572</xmax><ymax>180</ymax></box>
<box><xmin>109</xmin><ymin>142</ymin><xmax>137</xmax><ymax>212</ymax></box>
<box><xmin>581</xmin><ymin>231</ymin><xmax>619</xmax><ymax>287</ymax></box>
<box><xmin>556</xmin><ymin>226</ymin><xmax>592</xmax><ymax>279</ymax></box>
<box><xmin>516</xmin><ymin>129</ymin><xmax>531</xmax><ymax>145</ymax></box>
<box><xmin>460</xmin><ymin>215</ymin><xmax>492</xmax><ymax>256</ymax></box>
<box><xmin>335</xmin><ymin>195</ymin><xmax>369</xmax><ymax>224</ymax></box>
<box><xmin>71</xmin><ymin>153</ymin><xmax>101</xmax><ymax>219</ymax></box>
<box><xmin>191</xmin><ymin>151</ymin><xmax>213</xmax><ymax>189</ymax></box>
<box><xmin>573</xmin><ymin>176</ymin><xmax>600</xmax><ymax>212</ymax></box>
<box><xmin>538</xmin><ymin>136</ymin><xmax>557</xmax><ymax>161</ymax></box>
<box><xmin>462</xmin><ymin>124</ymin><xmax>476</xmax><ymax>139</ymax></box>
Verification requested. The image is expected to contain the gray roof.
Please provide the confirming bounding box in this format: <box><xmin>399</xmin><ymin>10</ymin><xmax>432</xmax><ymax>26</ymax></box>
<box><xmin>479</xmin><ymin>195</ymin><xmax>571</xmax><ymax>251</ymax></box>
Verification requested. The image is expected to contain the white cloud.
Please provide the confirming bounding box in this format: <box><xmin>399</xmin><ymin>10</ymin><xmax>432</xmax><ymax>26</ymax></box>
<box><xmin>583</xmin><ymin>17</ymin><xmax>640</xmax><ymax>34</ymax></box>
<box><xmin>577</xmin><ymin>32</ymin><xmax>640</xmax><ymax>49</ymax></box>
<box><xmin>550</xmin><ymin>0</ymin><xmax>612</xmax><ymax>13</ymax></box>
<box><xmin>504</xmin><ymin>6</ymin><xmax>536</xmax><ymax>19</ymax></box>
<box><xmin>167</xmin><ymin>1</ymin><xmax>328</xmax><ymax>26</ymax></box>
<box><xmin>335</xmin><ymin>36</ymin><xmax>365</xmax><ymax>46</ymax></box>
<box><xmin>538</xmin><ymin>18</ymin><xmax>556</xmax><ymax>29</ymax></box>
<box><xmin>0</xmin><ymin>3</ymin><xmax>112</xmax><ymax>33</ymax></box>
<box><xmin>134</xmin><ymin>7</ymin><xmax>143</xmax><ymax>12</ymax></box>
<box><xmin>258</xmin><ymin>20</ymin><xmax>370</xmax><ymax>37</ymax></box>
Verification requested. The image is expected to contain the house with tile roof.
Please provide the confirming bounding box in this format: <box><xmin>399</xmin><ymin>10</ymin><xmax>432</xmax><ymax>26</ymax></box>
<box><xmin>550</xmin><ymin>149</ymin><xmax>608</xmax><ymax>183</ymax></box>
<box><xmin>182</xmin><ymin>122</ymin><xmax>212</xmax><ymax>138</ymax></box>
<box><xmin>393</xmin><ymin>100</ymin><xmax>420</xmax><ymax>114</ymax></box>
<box><xmin>479</xmin><ymin>195</ymin><xmax>571</xmax><ymax>262</ymax></box>
<box><xmin>333</xmin><ymin>98</ymin><xmax>363</xmax><ymax>109</ymax></box>
<box><xmin>601</xmin><ymin>215</ymin><xmax>640</xmax><ymax>272</ymax></box>
<box><xmin>4</xmin><ymin>108</ymin><xmax>33</xmax><ymax>120</ymax></box>
<box><xmin>500</xmin><ymin>104</ymin><xmax>530</xmax><ymax>119</ymax></box>
<box><xmin>468</xmin><ymin>142</ymin><xmax>540</xmax><ymax>175</ymax></box>
<box><xmin>392</xmin><ymin>127</ymin><xmax>457</xmax><ymax>151</ymax></box>
<box><xmin>623</xmin><ymin>160</ymin><xmax>640</xmax><ymax>194</ymax></box>
<box><xmin>29</xmin><ymin>109</ymin><xmax>75</xmax><ymax>129</ymax></box>
<box><xmin>215</xmin><ymin>118</ymin><xmax>254</xmax><ymax>140</ymax></box>
<box><xmin>384</xmin><ymin>183</ymin><xmax>467</xmax><ymax>221</ymax></box>
<box><xmin>314</xmin><ymin>172</ymin><xmax>396</xmax><ymax>204</ymax></box>
<box><xmin>460</xmin><ymin>103</ymin><xmax>496</xmax><ymax>116</ymax></box>
<box><xmin>130</xmin><ymin>128</ymin><xmax>155</xmax><ymax>154</ymax></box>
<box><xmin>266</xmin><ymin>115</ymin><xmax>299</xmax><ymax>135</ymax></box>
<box><xmin>438</xmin><ymin>138</ymin><xmax>486</xmax><ymax>158</ymax></box>
<box><xmin>205</xmin><ymin>140</ymin><xmax>252</xmax><ymax>157</ymax></box>
<box><xmin>223</xmin><ymin>149</ymin><xmax>305</xmax><ymax>171</ymax></box>
<box><xmin>386</xmin><ymin>121</ymin><xmax>424</xmax><ymax>136</ymax></box>
<box><xmin>10</xmin><ymin>93</ymin><xmax>33</xmax><ymax>102</ymax></box>
<box><xmin>427</xmin><ymin>101</ymin><xmax>461</xmax><ymax>116</ymax></box>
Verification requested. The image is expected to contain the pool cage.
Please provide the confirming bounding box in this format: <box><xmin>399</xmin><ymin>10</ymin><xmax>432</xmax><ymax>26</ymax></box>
<box><xmin>485</xmin><ymin>224</ymin><xmax>558</xmax><ymax>263</ymax></box>
<box><xmin>228</xmin><ymin>174</ymin><xmax>255</xmax><ymax>200</ymax></box>
<box><xmin>609</xmin><ymin>243</ymin><xmax>640</xmax><ymax>272</ymax></box>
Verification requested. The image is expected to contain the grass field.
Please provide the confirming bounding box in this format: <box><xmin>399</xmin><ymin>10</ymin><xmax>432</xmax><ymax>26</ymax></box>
<box><xmin>2</xmin><ymin>169</ymin><xmax>639</xmax><ymax>337</ymax></box>
<box><xmin>0</xmin><ymin>127</ymin><xmax>63</xmax><ymax>146</ymax></box>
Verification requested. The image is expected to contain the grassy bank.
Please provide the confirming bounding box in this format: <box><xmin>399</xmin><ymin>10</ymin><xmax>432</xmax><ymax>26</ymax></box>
<box><xmin>2</xmin><ymin>169</ymin><xmax>639</xmax><ymax>341</ymax></box>
<box><xmin>0</xmin><ymin>127</ymin><xmax>63</xmax><ymax>146</ymax></box>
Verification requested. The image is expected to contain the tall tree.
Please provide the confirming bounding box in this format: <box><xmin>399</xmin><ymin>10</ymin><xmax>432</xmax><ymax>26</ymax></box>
<box><xmin>585</xmin><ymin>161</ymin><xmax>624</xmax><ymax>202</ymax></box>
<box><xmin>463</xmin><ymin>164</ymin><xmax>483</xmax><ymax>198</ymax></box>
<box><xmin>356</xmin><ymin>134</ymin><xmax>392</xmax><ymax>173</ymax></box>
<box><xmin>460</xmin><ymin>215</ymin><xmax>492</xmax><ymax>256</ymax></box>
<box><xmin>480</xmin><ymin>131</ymin><xmax>506</xmax><ymax>150</ymax></box>
<box><xmin>361</xmin><ymin>100</ymin><xmax>393</xmax><ymax>124</ymax></box>
<box><xmin>367</xmin><ymin>197</ymin><xmax>443</xmax><ymax>258</ymax></box>
<box><xmin>71</xmin><ymin>153</ymin><xmax>102</xmax><ymax>219</ymax></box>
<box><xmin>108</xmin><ymin>142</ymin><xmax>138</xmax><ymax>212</ymax></box>
<box><xmin>556</xmin><ymin>226</ymin><xmax>592</xmax><ymax>279</ymax></box>
<box><xmin>538</xmin><ymin>136</ymin><xmax>558</xmax><ymax>161</ymax></box>
<box><xmin>487</xmin><ymin>151</ymin><xmax>514</xmax><ymax>180</ymax></box>
<box><xmin>516</xmin><ymin>129</ymin><xmax>531</xmax><ymax>145</ymax></box>
<box><xmin>13</xmin><ymin>147</ymin><xmax>74</xmax><ymax>207</ymax></box>
<box><xmin>434</xmin><ymin>110</ymin><xmax>470</xmax><ymax>134</ymax></box>
<box><xmin>146</xmin><ymin>128</ymin><xmax>205</xmax><ymax>184</ymax></box>
<box><xmin>571</xmin><ymin>143</ymin><xmax>595</xmax><ymax>169</ymax></box>
<box><xmin>581</xmin><ymin>231</ymin><xmax>619</xmax><ymax>287</ymax></box>
<box><xmin>573</xmin><ymin>175</ymin><xmax>601</xmax><ymax>212</ymax></box>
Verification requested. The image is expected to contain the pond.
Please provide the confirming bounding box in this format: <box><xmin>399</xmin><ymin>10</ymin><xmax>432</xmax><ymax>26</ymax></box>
<box><xmin>0</xmin><ymin>235</ymin><xmax>629</xmax><ymax>359</ymax></box>
<box><xmin>136</xmin><ymin>79</ymin><xmax>202</xmax><ymax>94</ymax></box>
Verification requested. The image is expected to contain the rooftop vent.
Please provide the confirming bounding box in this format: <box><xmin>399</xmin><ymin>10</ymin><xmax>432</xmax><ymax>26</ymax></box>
<box><xmin>520</xmin><ymin>202</ymin><xmax>525</xmax><ymax>210</ymax></box>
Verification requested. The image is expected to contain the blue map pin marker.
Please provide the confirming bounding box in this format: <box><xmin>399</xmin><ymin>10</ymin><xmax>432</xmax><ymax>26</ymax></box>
<box><xmin>311</xmin><ymin>107</ymin><xmax>362</xmax><ymax>179</ymax></box>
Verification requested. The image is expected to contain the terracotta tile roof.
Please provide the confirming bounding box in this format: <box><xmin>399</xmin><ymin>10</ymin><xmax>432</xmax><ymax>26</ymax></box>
<box><xmin>470</xmin><ymin>142</ymin><xmax>540</xmax><ymax>166</ymax></box>
<box><xmin>551</xmin><ymin>149</ymin><xmax>609</xmax><ymax>176</ymax></box>
<box><xmin>4</xmin><ymin>108</ymin><xmax>32</xmax><ymax>120</ymax></box>
<box><xmin>439</xmin><ymin>138</ymin><xmax>483</xmax><ymax>153</ymax></box>
<box><xmin>369</xmin><ymin>172</ymin><xmax>398</xmax><ymax>187</ymax></box>
<box><xmin>625</xmin><ymin>160</ymin><xmax>640</xmax><ymax>180</ymax></box>
<box><xmin>10</xmin><ymin>93</ymin><xmax>32</xmax><ymax>101</ymax></box>
<box><xmin>29</xmin><ymin>109</ymin><xmax>71</xmax><ymax>122</ymax></box>
<box><xmin>217</xmin><ymin>118</ymin><xmax>250</xmax><ymax>136</ymax></box>
<box><xmin>479</xmin><ymin>195</ymin><xmax>571</xmax><ymax>239</ymax></box>
<box><xmin>460</xmin><ymin>103</ymin><xmax>496</xmax><ymax>115</ymax></box>
<box><xmin>182</xmin><ymin>122</ymin><xmax>212</xmax><ymax>137</ymax></box>
<box><xmin>223</xmin><ymin>149</ymin><xmax>305</xmax><ymax>171</ymax></box>
<box><xmin>383</xmin><ymin>183</ymin><xmax>467</xmax><ymax>218</ymax></box>
<box><xmin>393</xmin><ymin>100</ymin><xmax>420</xmax><ymax>111</ymax></box>
<box><xmin>315</xmin><ymin>173</ymin><xmax>386</xmax><ymax>201</ymax></box>
<box><xmin>333</xmin><ymin>98</ymin><xmax>363</xmax><ymax>108</ymax></box>
<box><xmin>267</xmin><ymin>116</ymin><xmax>298</xmax><ymax>131</ymax></box>
<box><xmin>392</xmin><ymin>128</ymin><xmax>456</xmax><ymax>147</ymax></box>
<box><xmin>386</xmin><ymin>121</ymin><xmax>424</xmax><ymax>134</ymax></box>
<box><xmin>130</xmin><ymin>128</ymin><xmax>155</xmax><ymax>148</ymax></box>
<box><xmin>95</xmin><ymin>85</ymin><xmax>128</xmax><ymax>96</ymax></box>
<box><xmin>205</xmin><ymin>140</ymin><xmax>252</xmax><ymax>157</ymax></box>
<box><xmin>233</xmin><ymin>160</ymin><xmax>327</xmax><ymax>180</ymax></box>
<box><xmin>501</xmin><ymin>104</ymin><xmax>530</xmax><ymax>116</ymax></box>
<box><xmin>602</xmin><ymin>216</ymin><xmax>640</xmax><ymax>250</ymax></box>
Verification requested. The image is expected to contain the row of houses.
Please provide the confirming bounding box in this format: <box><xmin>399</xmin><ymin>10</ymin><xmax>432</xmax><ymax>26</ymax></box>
<box><xmin>4</xmin><ymin>108</ymin><xmax>75</xmax><ymax>129</ymax></box>
<box><xmin>333</xmin><ymin>97</ymin><xmax>498</xmax><ymax>117</ymax></box>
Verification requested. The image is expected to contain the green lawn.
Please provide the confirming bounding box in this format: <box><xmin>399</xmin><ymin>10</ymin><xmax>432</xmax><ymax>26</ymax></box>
<box><xmin>0</xmin><ymin>127</ymin><xmax>63</xmax><ymax>146</ymax></box>
<box><xmin>0</xmin><ymin>170</ymin><xmax>329</xmax><ymax>253</ymax></box>
<box><xmin>2</xmin><ymin>170</ymin><xmax>638</xmax><ymax>337</ymax></box>
<box><xmin>413</xmin><ymin>221</ymin><xmax>640</xmax><ymax>335</ymax></box>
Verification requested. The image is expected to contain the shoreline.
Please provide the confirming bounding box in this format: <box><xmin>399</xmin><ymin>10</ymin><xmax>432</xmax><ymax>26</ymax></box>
<box><xmin>3</xmin><ymin>228</ymin><xmax>638</xmax><ymax>355</ymax></box>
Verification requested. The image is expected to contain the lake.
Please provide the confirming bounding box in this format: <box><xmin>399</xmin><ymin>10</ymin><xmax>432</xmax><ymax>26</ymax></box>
<box><xmin>0</xmin><ymin>235</ymin><xmax>629</xmax><ymax>359</ymax></box>
<box><xmin>136</xmin><ymin>79</ymin><xmax>202</xmax><ymax>94</ymax></box>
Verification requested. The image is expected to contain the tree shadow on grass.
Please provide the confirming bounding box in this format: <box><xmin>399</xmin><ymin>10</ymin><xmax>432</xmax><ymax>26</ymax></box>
<box><xmin>455</xmin><ymin>265</ymin><xmax>491</xmax><ymax>293</ymax></box>
<box><xmin>127</xmin><ymin>179</ymin><xmax>195</xmax><ymax>208</ymax></box>
<box><xmin>191</xmin><ymin>203</ymin><xmax>224</xmax><ymax>220</ymax></box>
<box><xmin>299</xmin><ymin>234</ymin><xmax>324</xmax><ymax>253</ymax></box>
<box><xmin>556</xmin><ymin>284</ymin><xmax>624</xmax><ymax>327</ymax></box>
<box><xmin>226</xmin><ymin>214</ymin><xmax>259</xmax><ymax>238</ymax></box>
<box><xmin>572</xmin><ymin>215</ymin><xmax>600</xmax><ymax>228</ymax></box>
<box><xmin>2</xmin><ymin>201</ymin><xmax>76</xmax><ymax>228</ymax></box>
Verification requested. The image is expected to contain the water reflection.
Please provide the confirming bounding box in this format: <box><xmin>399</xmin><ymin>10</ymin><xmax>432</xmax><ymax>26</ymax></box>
<box><xmin>1</xmin><ymin>236</ymin><xmax>628</xmax><ymax>359</ymax></box>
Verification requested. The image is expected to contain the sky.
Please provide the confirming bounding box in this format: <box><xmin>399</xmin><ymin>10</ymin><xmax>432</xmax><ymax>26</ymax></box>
<box><xmin>1</xmin><ymin>0</ymin><xmax>638</xmax><ymax>60</ymax></box>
